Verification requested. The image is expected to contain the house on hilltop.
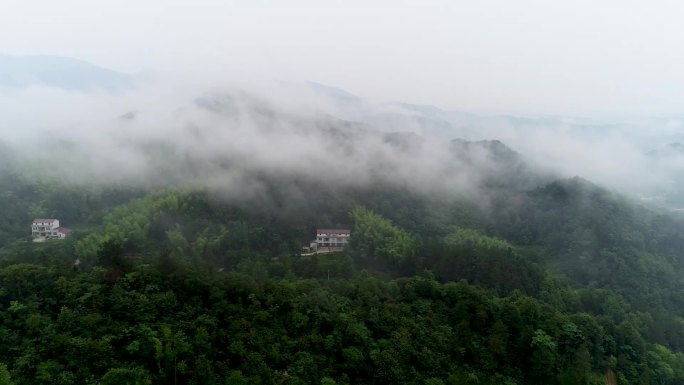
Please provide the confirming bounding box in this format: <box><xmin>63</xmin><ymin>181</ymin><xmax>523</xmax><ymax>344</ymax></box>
<box><xmin>316</xmin><ymin>229</ymin><xmax>351</xmax><ymax>248</ymax></box>
<box><xmin>304</xmin><ymin>229</ymin><xmax>351</xmax><ymax>253</ymax></box>
<box><xmin>31</xmin><ymin>219</ymin><xmax>72</xmax><ymax>242</ymax></box>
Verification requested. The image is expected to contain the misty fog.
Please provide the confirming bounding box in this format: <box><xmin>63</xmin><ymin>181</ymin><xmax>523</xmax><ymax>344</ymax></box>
<box><xmin>2</xmin><ymin>68</ymin><xmax>684</xmax><ymax>210</ymax></box>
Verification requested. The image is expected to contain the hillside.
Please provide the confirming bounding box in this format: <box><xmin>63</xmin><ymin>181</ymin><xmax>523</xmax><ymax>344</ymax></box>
<box><xmin>2</xmin><ymin>128</ymin><xmax>684</xmax><ymax>384</ymax></box>
<box><xmin>1</xmin><ymin>79</ymin><xmax>683</xmax><ymax>385</ymax></box>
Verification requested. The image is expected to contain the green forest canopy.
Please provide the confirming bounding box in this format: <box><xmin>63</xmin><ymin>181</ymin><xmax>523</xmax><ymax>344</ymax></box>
<box><xmin>2</xmin><ymin>167</ymin><xmax>684</xmax><ymax>384</ymax></box>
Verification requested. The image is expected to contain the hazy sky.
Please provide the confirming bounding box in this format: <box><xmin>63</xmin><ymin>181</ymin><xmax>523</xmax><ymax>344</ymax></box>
<box><xmin>3</xmin><ymin>0</ymin><xmax>684</xmax><ymax>116</ymax></box>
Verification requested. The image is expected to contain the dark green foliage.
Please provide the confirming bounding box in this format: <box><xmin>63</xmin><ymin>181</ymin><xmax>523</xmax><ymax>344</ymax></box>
<box><xmin>3</xmin><ymin>168</ymin><xmax>684</xmax><ymax>383</ymax></box>
<box><xmin>0</xmin><ymin>262</ymin><xmax>666</xmax><ymax>385</ymax></box>
<box><xmin>427</xmin><ymin>227</ymin><xmax>544</xmax><ymax>295</ymax></box>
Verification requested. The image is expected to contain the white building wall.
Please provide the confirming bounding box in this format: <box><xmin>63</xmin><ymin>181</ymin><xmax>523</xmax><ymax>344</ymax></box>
<box><xmin>315</xmin><ymin>232</ymin><xmax>350</xmax><ymax>247</ymax></box>
<box><xmin>31</xmin><ymin>220</ymin><xmax>61</xmax><ymax>238</ymax></box>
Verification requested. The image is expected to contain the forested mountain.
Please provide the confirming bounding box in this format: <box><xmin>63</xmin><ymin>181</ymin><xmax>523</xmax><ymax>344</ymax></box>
<box><xmin>2</xmin><ymin>116</ymin><xmax>684</xmax><ymax>385</ymax></box>
<box><xmin>1</xmin><ymin>74</ymin><xmax>683</xmax><ymax>385</ymax></box>
<box><xmin>6</xmin><ymin>0</ymin><xmax>684</xmax><ymax>382</ymax></box>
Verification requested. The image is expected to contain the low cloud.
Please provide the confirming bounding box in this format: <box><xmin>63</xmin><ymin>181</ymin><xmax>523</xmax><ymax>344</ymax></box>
<box><xmin>2</xmin><ymin>78</ymin><xmax>684</xmax><ymax>209</ymax></box>
<box><xmin>0</xmin><ymin>81</ymin><xmax>489</xmax><ymax>204</ymax></box>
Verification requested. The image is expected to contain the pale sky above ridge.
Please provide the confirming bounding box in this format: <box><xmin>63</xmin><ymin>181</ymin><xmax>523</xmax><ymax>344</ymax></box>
<box><xmin>3</xmin><ymin>0</ymin><xmax>684</xmax><ymax>116</ymax></box>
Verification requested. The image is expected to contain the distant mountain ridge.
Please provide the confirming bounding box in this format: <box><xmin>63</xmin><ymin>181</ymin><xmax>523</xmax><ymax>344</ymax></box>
<box><xmin>307</xmin><ymin>81</ymin><xmax>362</xmax><ymax>104</ymax></box>
<box><xmin>0</xmin><ymin>54</ymin><xmax>136</xmax><ymax>90</ymax></box>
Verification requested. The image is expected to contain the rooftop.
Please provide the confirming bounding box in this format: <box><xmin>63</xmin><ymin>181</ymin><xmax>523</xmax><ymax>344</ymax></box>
<box><xmin>316</xmin><ymin>229</ymin><xmax>351</xmax><ymax>235</ymax></box>
<box><xmin>33</xmin><ymin>218</ymin><xmax>58</xmax><ymax>223</ymax></box>
<box><xmin>55</xmin><ymin>227</ymin><xmax>72</xmax><ymax>234</ymax></box>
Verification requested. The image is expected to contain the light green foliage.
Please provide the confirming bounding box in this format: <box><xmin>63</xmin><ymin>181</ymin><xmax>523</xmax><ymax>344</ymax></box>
<box><xmin>0</xmin><ymin>364</ymin><xmax>13</xmax><ymax>385</ymax></box>
<box><xmin>75</xmin><ymin>191</ymin><xmax>188</xmax><ymax>260</ymax></box>
<box><xmin>443</xmin><ymin>227</ymin><xmax>512</xmax><ymax>252</ymax></box>
<box><xmin>100</xmin><ymin>368</ymin><xmax>152</xmax><ymax>385</ymax></box>
<box><xmin>349</xmin><ymin>206</ymin><xmax>417</xmax><ymax>264</ymax></box>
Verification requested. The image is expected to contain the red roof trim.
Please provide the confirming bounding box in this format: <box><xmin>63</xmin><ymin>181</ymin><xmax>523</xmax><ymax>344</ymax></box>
<box><xmin>316</xmin><ymin>229</ymin><xmax>351</xmax><ymax>234</ymax></box>
<box><xmin>55</xmin><ymin>227</ymin><xmax>72</xmax><ymax>234</ymax></box>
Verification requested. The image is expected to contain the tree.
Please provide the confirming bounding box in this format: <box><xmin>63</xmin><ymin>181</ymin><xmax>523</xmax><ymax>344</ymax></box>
<box><xmin>0</xmin><ymin>364</ymin><xmax>14</xmax><ymax>385</ymax></box>
<box><xmin>100</xmin><ymin>368</ymin><xmax>152</xmax><ymax>385</ymax></box>
<box><xmin>349</xmin><ymin>207</ymin><xmax>416</xmax><ymax>266</ymax></box>
<box><xmin>530</xmin><ymin>329</ymin><xmax>557</xmax><ymax>384</ymax></box>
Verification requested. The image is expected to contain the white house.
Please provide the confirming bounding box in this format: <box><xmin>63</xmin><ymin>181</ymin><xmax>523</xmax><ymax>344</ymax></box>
<box><xmin>31</xmin><ymin>219</ymin><xmax>72</xmax><ymax>241</ymax></box>
<box><xmin>313</xmin><ymin>229</ymin><xmax>351</xmax><ymax>251</ymax></box>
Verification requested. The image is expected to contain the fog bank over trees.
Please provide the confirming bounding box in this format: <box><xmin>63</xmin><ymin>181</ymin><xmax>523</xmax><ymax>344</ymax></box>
<box><xmin>2</xmin><ymin>66</ymin><xmax>683</xmax><ymax>208</ymax></box>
